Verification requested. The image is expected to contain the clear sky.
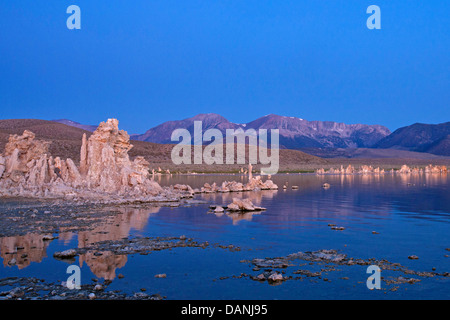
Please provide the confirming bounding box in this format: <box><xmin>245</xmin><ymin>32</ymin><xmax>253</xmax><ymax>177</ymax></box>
<box><xmin>0</xmin><ymin>1</ymin><xmax>449</xmax><ymax>134</ymax></box>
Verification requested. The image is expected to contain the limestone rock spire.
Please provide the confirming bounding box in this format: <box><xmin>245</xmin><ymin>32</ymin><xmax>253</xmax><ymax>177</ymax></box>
<box><xmin>80</xmin><ymin>133</ymin><xmax>88</xmax><ymax>176</ymax></box>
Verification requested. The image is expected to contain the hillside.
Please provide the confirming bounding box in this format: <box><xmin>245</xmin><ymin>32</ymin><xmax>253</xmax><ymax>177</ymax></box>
<box><xmin>299</xmin><ymin>147</ymin><xmax>449</xmax><ymax>160</ymax></box>
<box><xmin>424</xmin><ymin>135</ymin><xmax>450</xmax><ymax>156</ymax></box>
<box><xmin>0</xmin><ymin>119</ymin><xmax>173</xmax><ymax>163</ymax></box>
<box><xmin>374</xmin><ymin>122</ymin><xmax>450</xmax><ymax>156</ymax></box>
<box><xmin>0</xmin><ymin>119</ymin><xmax>91</xmax><ymax>161</ymax></box>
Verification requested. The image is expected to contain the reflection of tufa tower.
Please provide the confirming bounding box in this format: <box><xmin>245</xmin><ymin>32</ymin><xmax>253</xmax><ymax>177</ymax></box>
<box><xmin>0</xmin><ymin>233</ymin><xmax>52</xmax><ymax>269</ymax></box>
<box><xmin>75</xmin><ymin>207</ymin><xmax>160</xmax><ymax>280</ymax></box>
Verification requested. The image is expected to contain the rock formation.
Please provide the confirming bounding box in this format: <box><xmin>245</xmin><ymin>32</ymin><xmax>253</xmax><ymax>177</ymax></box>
<box><xmin>398</xmin><ymin>165</ymin><xmax>411</xmax><ymax>174</ymax></box>
<box><xmin>195</xmin><ymin>165</ymin><xmax>278</xmax><ymax>194</ymax></box>
<box><xmin>0</xmin><ymin>119</ymin><xmax>192</xmax><ymax>203</ymax></box>
<box><xmin>81</xmin><ymin>119</ymin><xmax>163</xmax><ymax>195</ymax></box>
<box><xmin>315</xmin><ymin>164</ymin><xmax>447</xmax><ymax>175</ymax></box>
<box><xmin>196</xmin><ymin>176</ymin><xmax>278</xmax><ymax>194</ymax></box>
<box><xmin>226</xmin><ymin>198</ymin><xmax>266</xmax><ymax>212</ymax></box>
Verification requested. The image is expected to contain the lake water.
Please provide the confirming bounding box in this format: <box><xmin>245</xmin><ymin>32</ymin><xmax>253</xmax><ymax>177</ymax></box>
<box><xmin>1</xmin><ymin>173</ymin><xmax>449</xmax><ymax>300</ymax></box>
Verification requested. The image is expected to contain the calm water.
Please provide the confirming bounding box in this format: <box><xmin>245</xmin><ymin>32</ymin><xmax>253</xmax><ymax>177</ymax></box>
<box><xmin>1</xmin><ymin>173</ymin><xmax>449</xmax><ymax>299</ymax></box>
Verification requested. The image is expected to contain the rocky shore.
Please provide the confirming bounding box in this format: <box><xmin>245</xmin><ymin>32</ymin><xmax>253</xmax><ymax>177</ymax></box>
<box><xmin>0</xmin><ymin>276</ymin><xmax>165</xmax><ymax>300</ymax></box>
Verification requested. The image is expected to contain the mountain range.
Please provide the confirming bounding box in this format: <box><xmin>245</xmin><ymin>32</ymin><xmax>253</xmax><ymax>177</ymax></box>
<box><xmin>53</xmin><ymin>115</ymin><xmax>450</xmax><ymax>157</ymax></box>
<box><xmin>128</xmin><ymin>113</ymin><xmax>391</xmax><ymax>149</ymax></box>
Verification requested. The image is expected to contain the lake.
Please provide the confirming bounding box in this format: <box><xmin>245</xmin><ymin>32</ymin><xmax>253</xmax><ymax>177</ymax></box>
<box><xmin>1</xmin><ymin>173</ymin><xmax>449</xmax><ymax>300</ymax></box>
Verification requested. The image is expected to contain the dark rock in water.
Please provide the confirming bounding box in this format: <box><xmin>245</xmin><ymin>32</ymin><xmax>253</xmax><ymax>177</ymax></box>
<box><xmin>242</xmin><ymin>248</ymin><xmax>449</xmax><ymax>290</ymax></box>
<box><xmin>9</xmin><ymin>287</ymin><xmax>24</xmax><ymax>298</ymax></box>
<box><xmin>408</xmin><ymin>255</ymin><xmax>419</xmax><ymax>260</ymax></box>
<box><xmin>251</xmin><ymin>258</ymin><xmax>292</xmax><ymax>269</ymax></box>
<box><xmin>150</xmin><ymin>293</ymin><xmax>164</xmax><ymax>300</ymax></box>
<box><xmin>386</xmin><ymin>276</ymin><xmax>420</xmax><ymax>285</ymax></box>
<box><xmin>253</xmin><ymin>274</ymin><xmax>266</xmax><ymax>281</ymax></box>
<box><xmin>311</xmin><ymin>250</ymin><xmax>347</xmax><ymax>263</ymax></box>
<box><xmin>293</xmin><ymin>269</ymin><xmax>321</xmax><ymax>277</ymax></box>
<box><xmin>53</xmin><ymin>249</ymin><xmax>77</xmax><ymax>259</ymax></box>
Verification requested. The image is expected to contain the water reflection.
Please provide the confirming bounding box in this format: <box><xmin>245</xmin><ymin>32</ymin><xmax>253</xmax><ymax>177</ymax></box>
<box><xmin>1</xmin><ymin>173</ymin><xmax>449</xmax><ymax>281</ymax></box>
<box><xmin>75</xmin><ymin>207</ymin><xmax>161</xmax><ymax>280</ymax></box>
<box><xmin>161</xmin><ymin>173</ymin><xmax>450</xmax><ymax>223</ymax></box>
<box><xmin>210</xmin><ymin>209</ymin><xmax>262</xmax><ymax>225</ymax></box>
<box><xmin>201</xmin><ymin>189</ymin><xmax>278</xmax><ymax>206</ymax></box>
<box><xmin>0</xmin><ymin>233</ymin><xmax>52</xmax><ymax>269</ymax></box>
<box><xmin>0</xmin><ymin>207</ymin><xmax>161</xmax><ymax>280</ymax></box>
<box><xmin>225</xmin><ymin>211</ymin><xmax>262</xmax><ymax>225</ymax></box>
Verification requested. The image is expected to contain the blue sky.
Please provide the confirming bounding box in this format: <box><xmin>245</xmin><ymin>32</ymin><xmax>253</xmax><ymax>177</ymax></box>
<box><xmin>0</xmin><ymin>1</ymin><xmax>449</xmax><ymax>134</ymax></box>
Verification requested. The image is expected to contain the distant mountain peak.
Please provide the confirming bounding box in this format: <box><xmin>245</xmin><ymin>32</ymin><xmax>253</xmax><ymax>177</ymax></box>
<box><xmin>53</xmin><ymin>119</ymin><xmax>80</xmax><ymax>125</ymax></box>
<box><xmin>188</xmin><ymin>113</ymin><xmax>231</xmax><ymax>124</ymax></box>
<box><xmin>52</xmin><ymin>119</ymin><xmax>98</xmax><ymax>132</ymax></box>
<box><xmin>190</xmin><ymin>113</ymin><xmax>224</xmax><ymax>119</ymax></box>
